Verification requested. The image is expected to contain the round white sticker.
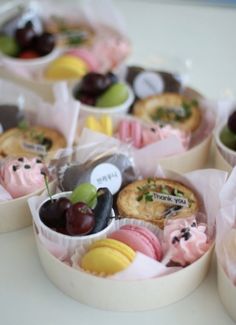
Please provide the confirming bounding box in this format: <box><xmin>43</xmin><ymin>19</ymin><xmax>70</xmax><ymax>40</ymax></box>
<box><xmin>90</xmin><ymin>163</ymin><xmax>122</xmax><ymax>195</ymax></box>
<box><xmin>133</xmin><ymin>71</ymin><xmax>164</xmax><ymax>98</ymax></box>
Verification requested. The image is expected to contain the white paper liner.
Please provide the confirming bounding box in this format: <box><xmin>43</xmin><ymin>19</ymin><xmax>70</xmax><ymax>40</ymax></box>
<box><xmin>28</xmin><ymin>190</ymin><xmax>116</xmax><ymax>258</ymax></box>
<box><xmin>0</xmin><ymin>184</ymin><xmax>12</xmax><ymax>201</ymax></box>
<box><xmin>109</xmin><ymin>253</ymin><xmax>181</xmax><ymax>281</ymax></box>
<box><xmin>216</xmin><ymin>167</ymin><xmax>236</xmax><ymax>286</ymax></box>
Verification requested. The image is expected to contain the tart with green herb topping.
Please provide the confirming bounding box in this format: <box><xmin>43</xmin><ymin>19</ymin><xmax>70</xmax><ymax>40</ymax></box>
<box><xmin>133</xmin><ymin>93</ymin><xmax>201</xmax><ymax>133</ymax></box>
<box><xmin>117</xmin><ymin>178</ymin><xmax>199</xmax><ymax>229</ymax></box>
<box><xmin>0</xmin><ymin>124</ymin><xmax>66</xmax><ymax>159</ymax></box>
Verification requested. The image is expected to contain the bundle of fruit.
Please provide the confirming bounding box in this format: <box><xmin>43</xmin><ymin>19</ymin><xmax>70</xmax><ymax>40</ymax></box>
<box><xmin>39</xmin><ymin>183</ymin><xmax>113</xmax><ymax>236</ymax></box>
<box><xmin>0</xmin><ymin>17</ymin><xmax>55</xmax><ymax>59</ymax></box>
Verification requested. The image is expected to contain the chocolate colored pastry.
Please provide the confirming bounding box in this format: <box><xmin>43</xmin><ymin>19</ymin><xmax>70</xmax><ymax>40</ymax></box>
<box><xmin>0</xmin><ymin>104</ymin><xmax>24</xmax><ymax>131</ymax></box>
<box><xmin>60</xmin><ymin>153</ymin><xmax>136</xmax><ymax>195</ymax></box>
<box><xmin>126</xmin><ymin>65</ymin><xmax>182</xmax><ymax>99</ymax></box>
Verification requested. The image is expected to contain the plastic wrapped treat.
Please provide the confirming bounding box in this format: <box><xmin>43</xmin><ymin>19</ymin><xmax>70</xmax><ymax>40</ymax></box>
<box><xmin>0</xmin><ymin>80</ymin><xmax>79</xmax><ymax>161</ymax></box>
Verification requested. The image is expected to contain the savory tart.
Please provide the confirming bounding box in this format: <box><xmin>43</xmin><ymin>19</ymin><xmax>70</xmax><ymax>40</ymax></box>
<box><xmin>117</xmin><ymin>178</ymin><xmax>199</xmax><ymax>229</ymax></box>
<box><xmin>133</xmin><ymin>93</ymin><xmax>201</xmax><ymax>133</ymax></box>
<box><xmin>0</xmin><ymin>125</ymin><xmax>66</xmax><ymax>159</ymax></box>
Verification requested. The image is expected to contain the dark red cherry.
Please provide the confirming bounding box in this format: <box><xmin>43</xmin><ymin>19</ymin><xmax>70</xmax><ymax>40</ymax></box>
<box><xmin>76</xmin><ymin>93</ymin><xmax>97</xmax><ymax>106</ymax></box>
<box><xmin>66</xmin><ymin>202</ymin><xmax>95</xmax><ymax>236</ymax></box>
<box><xmin>228</xmin><ymin>111</ymin><xmax>236</xmax><ymax>134</ymax></box>
<box><xmin>33</xmin><ymin>32</ymin><xmax>55</xmax><ymax>56</ymax></box>
<box><xmin>15</xmin><ymin>25</ymin><xmax>36</xmax><ymax>48</ymax></box>
<box><xmin>39</xmin><ymin>197</ymin><xmax>71</xmax><ymax>228</ymax></box>
<box><xmin>79</xmin><ymin>72</ymin><xmax>112</xmax><ymax>96</ymax></box>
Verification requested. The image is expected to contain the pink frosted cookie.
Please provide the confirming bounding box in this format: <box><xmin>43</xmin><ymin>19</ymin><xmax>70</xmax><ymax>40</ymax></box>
<box><xmin>108</xmin><ymin>224</ymin><xmax>162</xmax><ymax>261</ymax></box>
<box><xmin>142</xmin><ymin>124</ymin><xmax>190</xmax><ymax>150</ymax></box>
<box><xmin>0</xmin><ymin>157</ymin><xmax>46</xmax><ymax>198</ymax></box>
<box><xmin>163</xmin><ymin>217</ymin><xmax>209</xmax><ymax>266</ymax></box>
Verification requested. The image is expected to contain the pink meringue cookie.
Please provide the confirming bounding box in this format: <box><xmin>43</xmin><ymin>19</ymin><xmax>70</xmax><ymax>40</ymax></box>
<box><xmin>142</xmin><ymin>124</ymin><xmax>190</xmax><ymax>150</ymax></box>
<box><xmin>162</xmin><ymin>217</ymin><xmax>209</xmax><ymax>266</ymax></box>
<box><xmin>0</xmin><ymin>157</ymin><xmax>46</xmax><ymax>198</ymax></box>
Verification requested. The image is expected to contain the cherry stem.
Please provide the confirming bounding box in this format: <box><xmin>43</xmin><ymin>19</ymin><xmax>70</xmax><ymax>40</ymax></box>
<box><xmin>42</xmin><ymin>172</ymin><xmax>52</xmax><ymax>202</ymax></box>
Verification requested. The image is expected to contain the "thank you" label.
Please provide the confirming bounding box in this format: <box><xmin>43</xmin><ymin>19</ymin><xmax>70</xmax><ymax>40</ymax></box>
<box><xmin>21</xmin><ymin>141</ymin><xmax>47</xmax><ymax>155</ymax></box>
<box><xmin>152</xmin><ymin>192</ymin><xmax>189</xmax><ymax>207</ymax></box>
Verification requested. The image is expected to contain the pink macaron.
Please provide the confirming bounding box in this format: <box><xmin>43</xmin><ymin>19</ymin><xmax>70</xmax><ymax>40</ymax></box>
<box><xmin>108</xmin><ymin>224</ymin><xmax>163</xmax><ymax>261</ymax></box>
<box><xmin>117</xmin><ymin>120</ymin><xmax>143</xmax><ymax>148</ymax></box>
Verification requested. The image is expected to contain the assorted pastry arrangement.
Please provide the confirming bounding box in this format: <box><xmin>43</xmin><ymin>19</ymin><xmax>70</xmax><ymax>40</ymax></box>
<box><xmin>29</xmin><ymin>140</ymin><xmax>212</xmax><ymax>280</ymax></box>
<box><xmin>63</xmin><ymin>174</ymin><xmax>210</xmax><ymax>278</ymax></box>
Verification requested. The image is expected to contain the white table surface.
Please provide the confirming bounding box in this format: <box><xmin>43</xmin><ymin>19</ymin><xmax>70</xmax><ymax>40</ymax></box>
<box><xmin>0</xmin><ymin>1</ymin><xmax>236</xmax><ymax>324</ymax></box>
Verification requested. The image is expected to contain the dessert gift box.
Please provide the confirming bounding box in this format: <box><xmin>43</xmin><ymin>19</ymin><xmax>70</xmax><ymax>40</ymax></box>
<box><xmin>0</xmin><ymin>0</ymin><xmax>131</xmax><ymax>101</ymax></box>
<box><xmin>0</xmin><ymin>80</ymin><xmax>79</xmax><ymax>232</ymax></box>
<box><xmin>216</xmin><ymin>167</ymin><xmax>236</xmax><ymax>322</ymax></box>
<box><xmin>28</xmin><ymin>137</ymin><xmax>227</xmax><ymax>311</ymax></box>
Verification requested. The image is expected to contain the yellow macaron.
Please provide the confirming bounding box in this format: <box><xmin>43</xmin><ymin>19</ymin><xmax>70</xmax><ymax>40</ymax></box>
<box><xmin>100</xmin><ymin>115</ymin><xmax>113</xmax><ymax>136</ymax></box>
<box><xmin>45</xmin><ymin>55</ymin><xmax>88</xmax><ymax>80</ymax></box>
<box><xmin>81</xmin><ymin>238</ymin><xmax>136</xmax><ymax>276</ymax></box>
<box><xmin>85</xmin><ymin>115</ymin><xmax>113</xmax><ymax>136</ymax></box>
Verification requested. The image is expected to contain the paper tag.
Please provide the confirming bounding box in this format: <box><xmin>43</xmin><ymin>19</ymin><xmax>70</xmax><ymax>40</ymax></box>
<box><xmin>90</xmin><ymin>163</ymin><xmax>122</xmax><ymax>195</ymax></box>
<box><xmin>21</xmin><ymin>141</ymin><xmax>47</xmax><ymax>155</ymax></box>
<box><xmin>152</xmin><ymin>192</ymin><xmax>189</xmax><ymax>207</ymax></box>
<box><xmin>133</xmin><ymin>71</ymin><xmax>164</xmax><ymax>98</ymax></box>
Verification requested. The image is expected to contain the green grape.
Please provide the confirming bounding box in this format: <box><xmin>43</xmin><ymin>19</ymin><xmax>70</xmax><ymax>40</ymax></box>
<box><xmin>70</xmin><ymin>183</ymin><xmax>97</xmax><ymax>208</ymax></box>
<box><xmin>220</xmin><ymin>126</ymin><xmax>236</xmax><ymax>151</ymax></box>
<box><xmin>96</xmin><ymin>83</ymin><xmax>129</xmax><ymax>108</ymax></box>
